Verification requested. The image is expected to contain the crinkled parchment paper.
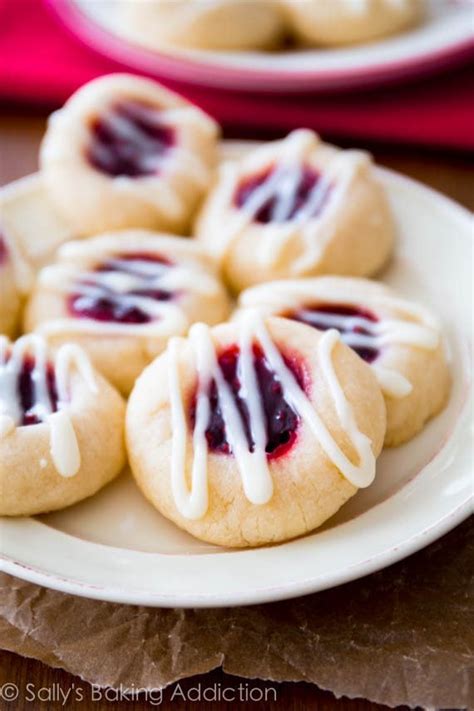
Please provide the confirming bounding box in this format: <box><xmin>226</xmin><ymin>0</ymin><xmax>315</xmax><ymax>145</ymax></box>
<box><xmin>0</xmin><ymin>518</ymin><xmax>472</xmax><ymax>708</ymax></box>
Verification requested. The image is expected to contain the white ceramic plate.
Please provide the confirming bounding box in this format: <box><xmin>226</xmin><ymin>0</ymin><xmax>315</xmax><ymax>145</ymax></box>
<box><xmin>0</xmin><ymin>146</ymin><xmax>473</xmax><ymax>607</ymax></box>
<box><xmin>49</xmin><ymin>0</ymin><xmax>474</xmax><ymax>92</ymax></box>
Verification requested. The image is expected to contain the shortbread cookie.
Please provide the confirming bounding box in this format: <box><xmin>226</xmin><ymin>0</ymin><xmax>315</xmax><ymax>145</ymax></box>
<box><xmin>0</xmin><ymin>334</ymin><xmax>126</xmax><ymax>516</ymax></box>
<box><xmin>282</xmin><ymin>0</ymin><xmax>424</xmax><ymax>47</ymax></box>
<box><xmin>195</xmin><ymin>130</ymin><xmax>395</xmax><ymax>293</ymax></box>
<box><xmin>126</xmin><ymin>314</ymin><xmax>386</xmax><ymax>547</ymax></box>
<box><xmin>40</xmin><ymin>74</ymin><xmax>219</xmax><ymax>236</ymax></box>
<box><xmin>237</xmin><ymin>277</ymin><xmax>450</xmax><ymax>446</ymax></box>
<box><xmin>116</xmin><ymin>0</ymin><xmax>285</xmax><ymax>51</ymax></box>
<box><xmin>0</xmin><ymin>174</ymin><xmax>74</xmax><ymax>271</ymax></box>
<box><xmin>0</xmin><ymin>228</ymin><xmax>33</xmax><ymax>337</ymax></box>
<box><xmin>25</xmin><ymin>231</ymin><xmax>231</xmax><ymax>395</ymax></box>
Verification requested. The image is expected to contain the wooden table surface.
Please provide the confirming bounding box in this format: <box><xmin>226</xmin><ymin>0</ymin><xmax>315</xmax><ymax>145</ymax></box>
<box><xmin>0</xmin><ymin>111</ymin><xmax>472</xmax><ymax>711</ymax></box>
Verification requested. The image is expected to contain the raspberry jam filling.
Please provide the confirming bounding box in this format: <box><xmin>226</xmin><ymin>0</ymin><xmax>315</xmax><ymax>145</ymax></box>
<box><xmin>192</xmin><ymin>344</ymin><xmax>304</xmax><ymax>459</ymax></box>
<box><xmin>87</xmin><ymin>100</ymin><xmax>175</xmax><ymax>177</ymax></box>
<box><xmin>68</xmin><ymin>253</ymin><xmax>175</xmax><ymax>324</ymax></box>
<box><xmin>234</xmin><ymin>165</ymin><xmax>331</xmax><ymax>224</ymax></box>
<box><xmin>17</xmin><ymin>356</ymin><xmax>59</xmax><ymax>427</ymax></box>
<box><xmin>288</xmin><ymin>304</ymin><xmax>379</xmax><ymax>363</ymax></box>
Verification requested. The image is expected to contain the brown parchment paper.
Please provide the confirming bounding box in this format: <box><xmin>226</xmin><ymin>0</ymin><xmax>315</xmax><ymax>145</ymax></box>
<box><xmin>1</xmin><ymin>517</ymin><xmax>473</xmax><ymax>709</ymax></box>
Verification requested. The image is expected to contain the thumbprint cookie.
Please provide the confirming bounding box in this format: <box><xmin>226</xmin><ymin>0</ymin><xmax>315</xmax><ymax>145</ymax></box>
<box><xmin>117</xmin><ymin>0</ymin><xmax>285</xmax><ymax>51</ymax></box>
<box><xmin>40</xmin><ymin>74</ymin><xmax>219</xmax><ymax>236</ymax></box>
<box><xmin>25</xmin><ymin>231</ymin><xmax>231</xmax><ymax>395</ymax></box>
<box><xmin>0</xmin><ymin>228</ymin><xmax>33</xmax><ymax>337</ymax></box>
<box><xmin>126</xmin><ymin>313</ymin><xmax>386</xmax><ymax>547</ymax></box>
<box><xmin>281</xmin><ymin>0</ymin><xmax>424</xmax><ymax>47</ymax></box>
<box><xmin>237</xmin><ymin>277</ymin><xmax>450</xmax><ymax>446</ymax></box>
<box><xmin>195</xmin><ymin>129</ymin><xmax>395</xmax><ymax>292</ymax></box>
<box><xmin>0</xmin><ymin>334</ymin><xmax>126</xmax><ymax>516</ymax></box>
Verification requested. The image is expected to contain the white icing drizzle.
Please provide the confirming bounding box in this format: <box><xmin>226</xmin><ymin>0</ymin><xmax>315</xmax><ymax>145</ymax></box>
<box><xmin>0</xmin><ymin>335</ymin><xmax>97</xmax><ymax>477</ymax></box>
<box><xmin>168</xmin><ymin>312</ymin><xmax>376</xmax><ymax>520</ymax></box>
<box><xmin>48</xmin><ymin>411</ymin><xmax>81</xmax><ymax>478</ymax></box>
<box><xmin>371</xmin><ymin>365</ymin><xmax>412</xmax><ymax>399</ymax></box>
<box><xmin>295</xmin><ymin>308</ymin><xmax>437</xmax><ymax>350</ymax></box>
<box><xmin>36</xmin><ymin>249</ymin><xmax>219</xmax><ymax>338</ymax></box>
<box><xmin>238</xmin><ymin>279</ymin><xmax>441</xmax><ymax>399</ymax></box>
<box><xmin>206</xmin><ymin>130</ymin><xmax>369</xmax><ymax>274</ymax></box>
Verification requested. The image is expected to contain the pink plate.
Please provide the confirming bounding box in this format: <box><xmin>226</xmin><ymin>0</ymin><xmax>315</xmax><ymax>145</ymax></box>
<box><xmin>48</xmin><ymin>0</ymin><xmax>474</xmax><ymax>93</ymax></box>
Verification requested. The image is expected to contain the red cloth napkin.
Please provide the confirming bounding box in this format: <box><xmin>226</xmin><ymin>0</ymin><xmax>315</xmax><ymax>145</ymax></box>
<box><xmin>1</xmin><ymin>0</ymin><xmax>473</xmax><ymax>150</ymax></box>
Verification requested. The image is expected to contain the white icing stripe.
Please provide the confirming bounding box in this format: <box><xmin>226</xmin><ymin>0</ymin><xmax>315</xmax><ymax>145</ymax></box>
<box><xmin>297</xmin><ymin>309</ymin><xmax>439</xmax><ymax>350</ymax></box>
<box><xmin>271</xmin><ymin>166</ymin><xmax>302</xmax><ymax>223</ymax></box>
<box><xmin>168</xmin><ymin>314</ymin><xmax>376</xmax><ymax>520</ymax></box>
<box><xmin>54</xmin><ymin>343</ymin><xmax>98</xmax><ymax>403</ymax></box>
<box><xmin>48</xmin><ymin>410</ymin><xmax>81</xmax><ymax>478</ymax></box>
<box><xmin>0</xmin><ymin>335</ymin><xmax>97</xmax><ymax>477</ymax></box>
<box><xmin>372</xmin><ymin>365</ymin><xmax>412</xmax><ymax>399</ymax></box>
<box><xmin>72</xmin><ymin>284</ymin><xmax>170</xmax><ymax>320</ymax></box>
<box><xmin>294</xmin><ymin>168</ymin><xmax>333</xmax><ymax>225</ymax></box>
<box><xmin>168</xmin><ymin>338</ymin><xmax>198</xmax><ymax>518</ymax></box>
<box><xmin>104</xmin><ymin>257</ymin><xmax>169</xmax><ymax>278</ymax></box>
<box><xmin>238</xmin><ymin>279</ymin><xmax>441</xmax><ymax>400</ymax></box>
<box><xmin>297</xmin><ymin>309</ymin><xmax>374</xmax><ymax>331</ymax></box>
<box><xmin>317</xmin><ymin>329</ymin><xmax>375</xmax><ymax>486</ymax></box>
<box><xmin>36</xmin><ymin>255</ymin><xmax>220</xmax><ymax>338</ymax></box>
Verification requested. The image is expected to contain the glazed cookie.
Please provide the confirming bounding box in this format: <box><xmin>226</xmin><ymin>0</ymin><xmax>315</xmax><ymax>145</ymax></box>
<box><xmin>0</xmin><ymin>228</ymin><xmax>33</xmax><ymax>337</ymax></box>
<box><xmin>116</xmin><ymin>0</ymin><xmax>285</xmax><ymax>51</ymax></box>
<box><xmin>40</xmin><ymin>74</ymin><xmax>219</xmax><ymax>236</ymax></box>
<box><xmin>281</xmin><ymin>0</ymin><xmax>424</xmax><ymax>47</ymax></box>
<box><xmin>195</xmin><ymin>129</ymin><xmax>395</xmax><ymax>293</ymax></box>
<box><xmin>126</xmin><ymin>313</ymin><xmax>386</xmax><ymax>547</ymax></box>
<box><xmin>25</xmin><ymin>231</ymin><xmax>231</xmax><ymax>395</ymax></box>
<box><xmin>0</xmin><ymin>334</ymin><xmax>126</xmax><ymax>516</ymax></box>
<box><xmin>237</xmin><ymin>277</ymin><xmax>450</xmax><ymax>446</ymax></box>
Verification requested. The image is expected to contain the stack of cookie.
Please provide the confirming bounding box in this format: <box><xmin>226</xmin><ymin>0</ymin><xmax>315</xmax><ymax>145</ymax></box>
<box><xmin>0</xmin><ymin>74</ymin><xmax>450</xmax><ymax>547</ymax></box>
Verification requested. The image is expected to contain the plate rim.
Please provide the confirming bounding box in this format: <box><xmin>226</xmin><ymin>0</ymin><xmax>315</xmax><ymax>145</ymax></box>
<box><xmin>1</xmin><ymin>500</ymin><xmax>471</xmax><ymax>607</ymax></box>
<box><xmin>1</xmin><ymin>164</ymin><xmax>473</xmax><ymax>607</ymax></box>
<box><xmin>47</xmin><ymin>0</ymin><xmax>474</xmax><ymax>92</ymax></box>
